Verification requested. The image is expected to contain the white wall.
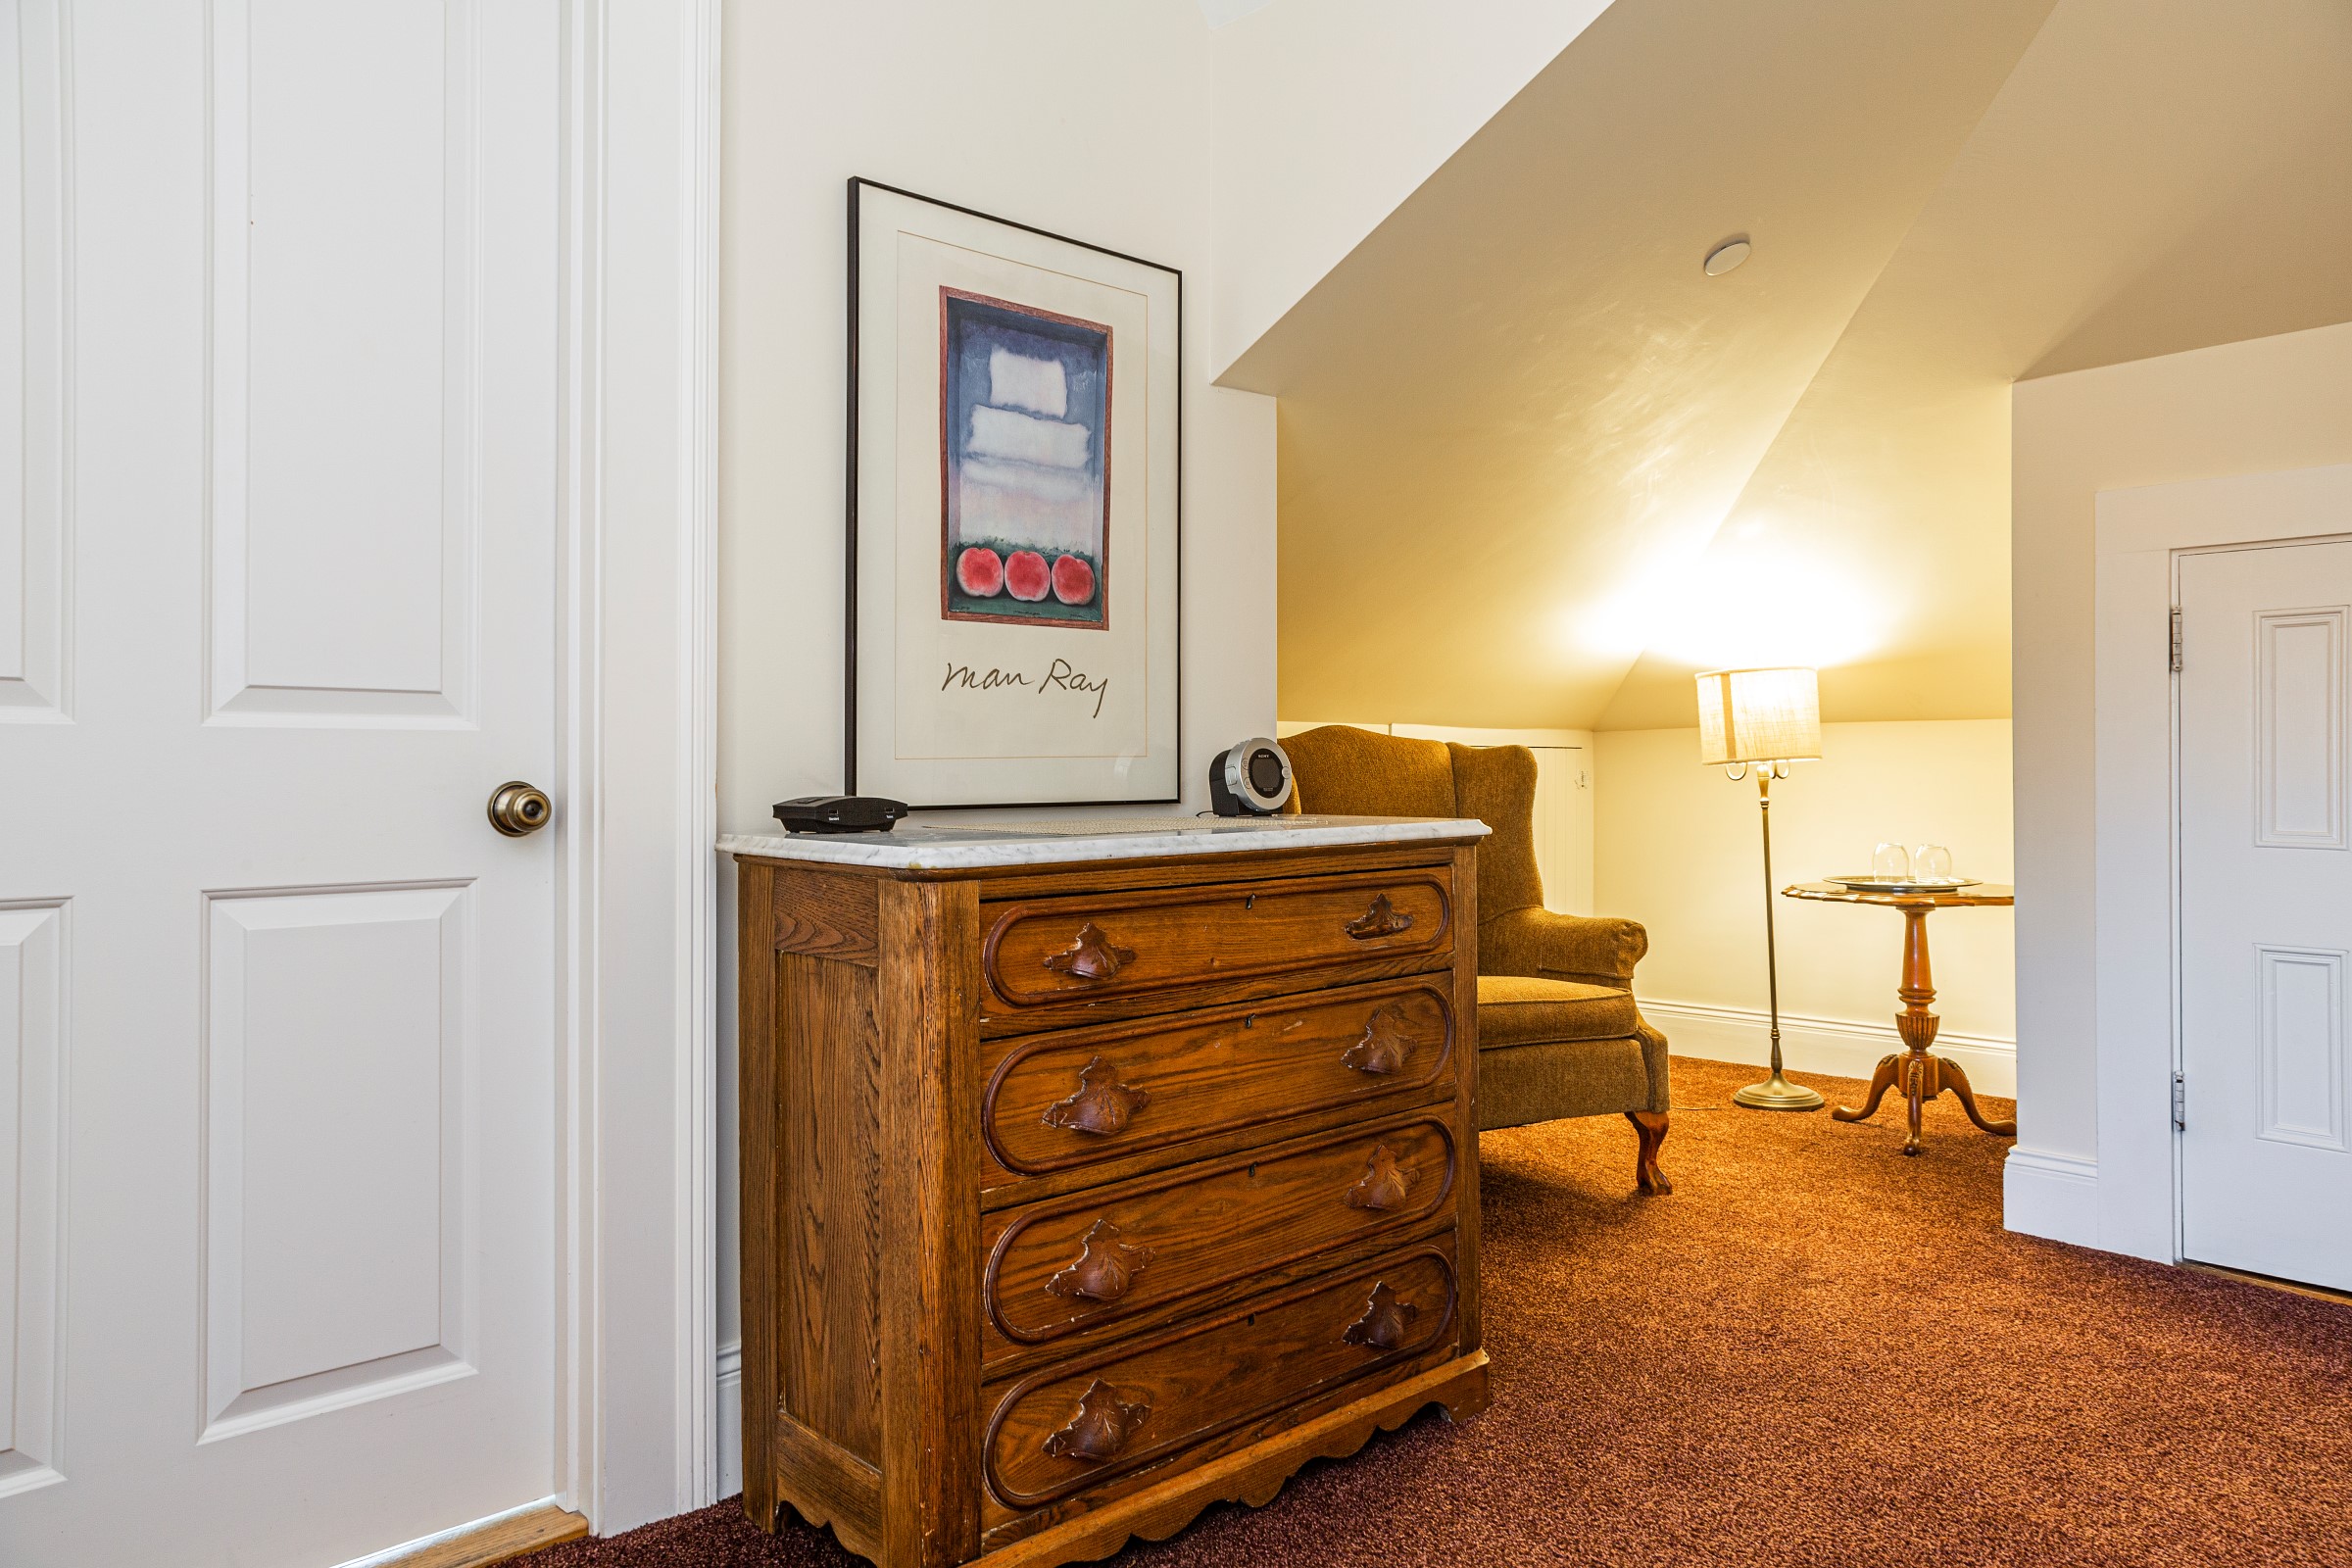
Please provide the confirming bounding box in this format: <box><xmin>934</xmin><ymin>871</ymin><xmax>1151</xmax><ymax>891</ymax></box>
<box><xmin>2009</xmin><ymin>319</ymin><xmax>2352</xmax><ymax>1228</ymax></box>
<box><xmin>2012</xmin><ymin>321</ymin><xmax>2352</xmax><ymax>1156</ymax></box>
<box><xmin>1596</xmin><ymin>721</ymin><xmax>2017</xmax><ymax>1092</ymax></box>
<box><xmin>1207</xmin><ymin>0</ymin><xmax>1608</xmax><ymax>378</ymax></box>
<box><xmin>714</xmin><ymin>0</ymin><xmax>1277</xmax><ymax>1418</ymax></box>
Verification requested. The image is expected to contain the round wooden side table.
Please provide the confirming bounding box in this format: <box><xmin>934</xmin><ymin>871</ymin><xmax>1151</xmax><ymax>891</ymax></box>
<box><xmin>1781</xmin><ymin>881</ymin><xmax>2017</xmax><ymax>1155</ymax></box>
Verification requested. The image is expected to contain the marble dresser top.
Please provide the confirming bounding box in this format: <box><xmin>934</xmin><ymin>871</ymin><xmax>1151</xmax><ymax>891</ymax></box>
<box><xmin>717</xmin><ymin>813</ymin><xmax>1490</xmax><ymax>871</ymax></box>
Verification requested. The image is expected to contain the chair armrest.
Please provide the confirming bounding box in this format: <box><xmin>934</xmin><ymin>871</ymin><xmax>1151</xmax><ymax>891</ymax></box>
<box><xmin>1479</xmin><ymin>906</ymin><xmax>1649</xmax><ymax>990</ymax></box>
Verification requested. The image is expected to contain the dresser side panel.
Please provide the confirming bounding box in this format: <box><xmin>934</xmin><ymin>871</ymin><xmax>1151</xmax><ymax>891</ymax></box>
<box><xmin>777</xmin><ymin>949</ymin><xmax>886</xmax><ymax>1466</ymax></box>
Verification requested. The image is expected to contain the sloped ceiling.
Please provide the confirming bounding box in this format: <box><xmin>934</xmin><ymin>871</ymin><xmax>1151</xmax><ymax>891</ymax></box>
<box><xmin>1247</xmin><ymin>0</ymin><xmax>2352</xmax><ymax>730</ymax></box>
<box><xmin>1207</xmin><ymin>0</ymin><xmax>1616</xmax><ymax>375</ymax></box>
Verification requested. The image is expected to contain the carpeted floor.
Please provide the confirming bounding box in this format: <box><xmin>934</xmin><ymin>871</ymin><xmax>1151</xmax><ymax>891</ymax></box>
<box><xmin>529</xmin><ymin>1056</ymin><xmax>2352</xmax><ymax>1567</ymax></box>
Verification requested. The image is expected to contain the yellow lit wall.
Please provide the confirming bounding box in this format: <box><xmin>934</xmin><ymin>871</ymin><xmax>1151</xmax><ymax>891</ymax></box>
<box><xmin>1596</xmin><ymin>720</ymin><xmax>2016</xmax><ymax>1090</ymax></box>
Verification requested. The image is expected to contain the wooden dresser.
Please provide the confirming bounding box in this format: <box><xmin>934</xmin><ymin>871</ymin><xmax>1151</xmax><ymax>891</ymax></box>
<box><xmin>726</xmin><ymin>815</ymin><xmax>1492</xmax><ymax>1568</ymax></box>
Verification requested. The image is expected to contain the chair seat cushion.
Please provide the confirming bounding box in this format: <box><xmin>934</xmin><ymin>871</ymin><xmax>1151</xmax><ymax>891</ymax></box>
<box><xmin>1476</xmin><ymin>974</ymin><xmax>1640</xmax><ymax>1047</ymax></box>
<box><xmin>1476</xmin><ymin>1036</ymin><xmax>1654</xmax><ymax>1131</ymax></box>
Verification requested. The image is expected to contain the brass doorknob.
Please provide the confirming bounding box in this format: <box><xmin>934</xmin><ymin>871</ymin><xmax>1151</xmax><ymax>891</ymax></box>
<box><xmin>487</xmin><ymin>781</ymin><xmax>554</xmax><ymax>837</ymax></box>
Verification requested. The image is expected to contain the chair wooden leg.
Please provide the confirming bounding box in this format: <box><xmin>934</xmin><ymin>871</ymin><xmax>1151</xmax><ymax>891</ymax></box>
<box><xmin>1627</xmin><ymin>1110</ymin><xmax>1672</xmax><ymax>1196</ymax></box>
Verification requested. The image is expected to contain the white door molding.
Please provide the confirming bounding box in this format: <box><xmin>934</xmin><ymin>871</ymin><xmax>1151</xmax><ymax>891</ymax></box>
<box><xmin>2084</xmin><ymin>463</ymin><xmax>2352</xmax><ymax>1264</ymax></box>
<box><xmin>557</xmin><ymin>0</ymin><xmax>722</xmax><ymax>1534</ymax></box>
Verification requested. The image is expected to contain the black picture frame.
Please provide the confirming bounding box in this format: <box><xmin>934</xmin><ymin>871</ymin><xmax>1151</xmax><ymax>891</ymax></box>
<box><xmin>845</xmin><ymin>177</ymin><xmax>1184</xmax><ymax>809</ymax></box>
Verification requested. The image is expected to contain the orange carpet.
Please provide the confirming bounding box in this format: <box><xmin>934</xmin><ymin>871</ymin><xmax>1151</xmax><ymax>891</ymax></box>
<box><xmin>528</xmin><ymin>1057</ymin><xmax>2352</xmax><ymax>1567</ymax></box>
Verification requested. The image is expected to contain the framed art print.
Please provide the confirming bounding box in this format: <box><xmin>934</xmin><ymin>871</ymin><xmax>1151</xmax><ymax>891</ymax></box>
<box><xmin>847</xmin><ymin>178</ymin><xmax>1182</xmax><ymax>807</ymax></box>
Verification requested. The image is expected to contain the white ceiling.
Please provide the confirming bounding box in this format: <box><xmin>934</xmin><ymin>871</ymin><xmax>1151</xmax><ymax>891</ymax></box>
<box><xmin>1246</xmin><ymin>0</ymin><xmax>2352</xmax><ymax>730</ymax></box>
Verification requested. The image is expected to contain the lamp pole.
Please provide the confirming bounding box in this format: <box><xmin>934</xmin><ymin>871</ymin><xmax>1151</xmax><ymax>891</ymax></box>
<box><xmin>1694</xmin><ymin>665</ymin><xmax>1825</xmax><ymax>1111</ymax></box>
<box><xmin>1733</xmin><ymin>761</ymin><xmax>1824</xmax><ymax>1110</ymax></box>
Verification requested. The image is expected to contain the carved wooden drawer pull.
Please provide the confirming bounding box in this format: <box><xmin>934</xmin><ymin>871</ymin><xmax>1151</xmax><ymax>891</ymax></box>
<box><xmin>1041</xmin><ymin>1055</ymin><xmax>1151</xmax><ymax>1137</ymax></box>
<box><xmin>1044</xmin><ymin>1380</ymin><xmax>1151</xmax><ymax>1463</ymax></box>
<box><xmin>1046</xmin><ymin>1219</ymin><xmax>1155</xmax><ymax>1303</ymax></box>
<box><xmin>1344</xmin><ymin>1281</ymin><xmax>1420</xmax><ymax>1351</ymax></box>
<box><xmin>1345</xmin><ymin>1143</ymin><xmax>1414</xmax><ymax>1211</ymax></box>
<box><xmin>1344</xmin><ymin>893</ymin><xmax>1414</xmax><ymax>940</ymax></box>
<box><xmin>1042</xmin><ymin>921</ymin><xmax>1137</xmax><ymax>983</ymax></box>
<box><xmin>1342</xmin><ymin>1004</ymin><xmax>1415</xmax><ymax>1075</ymax></box>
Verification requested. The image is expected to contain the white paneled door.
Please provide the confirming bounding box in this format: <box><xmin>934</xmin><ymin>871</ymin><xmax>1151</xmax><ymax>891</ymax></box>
<box><xmin>2179</xmin><ymin>540</ymin><xmax>2352</xmax><ymax>1293</ymax></box>
<box><xmin>1</xmin><ymin>3</ymin><xmax>565</xmax><ymax>1563</ymax></box>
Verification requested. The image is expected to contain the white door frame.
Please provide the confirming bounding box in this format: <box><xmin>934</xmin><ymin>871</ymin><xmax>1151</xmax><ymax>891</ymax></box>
<box><xmin>555</xmin><ymin>0</ymin><xmax>721</xmax><ymax>1535</ymax></box>
<box><xmin>2090</xmin><ymin>463</ymin><xmax>2352</xmax><ymax>1266</ymax></box>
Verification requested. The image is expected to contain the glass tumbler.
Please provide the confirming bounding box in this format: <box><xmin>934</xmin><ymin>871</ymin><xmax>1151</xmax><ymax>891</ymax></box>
<box><xmin>1914</xmin><ymin>844</ymin><xmax>1954</xmax><ymax>882</ymax></box>
<box><xmin>1872</xmin><ymin>842</ymin><xmax>1910</xmax><ymax>880</ymax></box>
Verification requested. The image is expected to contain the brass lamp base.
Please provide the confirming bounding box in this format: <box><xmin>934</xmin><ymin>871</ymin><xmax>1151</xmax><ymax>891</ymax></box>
<box><xmin>1733</xmin><ymin>1070</ymin><xmax>1826</xmax><ymax>1111</ymax></box>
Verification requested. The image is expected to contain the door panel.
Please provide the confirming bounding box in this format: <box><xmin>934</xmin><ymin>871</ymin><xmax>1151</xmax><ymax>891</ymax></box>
<box><xmin>0</xmin><ymin>2</ymin><xmax>563</xmax><ymax>1562</ymax></box>
<box><xmin>2251</xmin><ymin>946</ymin><xmax>2347</xmax><ymax>1152</ymax></box>
<box><xmin>2251</xmin><ymin>608</ymin><xmax>2345</xmax><ymax>848</ymax></box>
<box><xmin>0</xmin><ymin>0</ymin><xmax>66</xmax><ymax>720</ymax></box>
<box><xmin>211</xmin><ymin>0</ymin><xmax>478</xmax><ymax>724</ymax></box>
<box><xmin>0</xmin><ymin>903</ymin><xmax>66</xmax><ymax>1495</ymax></box>
<box><xmin>202</xmin><ymin>884</ymin><xmax>472</xmax><ymax>1439</ymax></box>
<box><xmin>2179</xmin><ymin>541</ymin><xmax>2352</xmax><ymax>1293</ymax></box>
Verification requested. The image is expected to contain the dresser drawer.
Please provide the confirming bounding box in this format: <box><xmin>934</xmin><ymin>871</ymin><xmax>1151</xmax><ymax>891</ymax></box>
<box><xmin>980</xmin><ymin>1243</ymin><xmax>1458</xmax><ymax>1514</ymax></box>
<box><xmin>981</xmin><ymin>1115</ymin><xmax>1455</xmax><ymax>1359</ymax></box>
<box><xmin>980</xmin><ymin>979</ymin><xmax>1455</xmax><ymax>1184</ymax></box>
<box><xmin>980</xmin><ymin>868</ymin><xmax>1452</xmax><ymax>1017</ymax></box>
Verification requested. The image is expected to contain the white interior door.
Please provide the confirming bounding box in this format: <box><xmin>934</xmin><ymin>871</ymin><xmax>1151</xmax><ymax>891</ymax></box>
<box><xmin>2179</xmin><ymin>539</ymin><xmax>2352</xmax><ymax>1293</ymax></box>
<box><xmin>0</xmin><ymin>3</ymin><xmax>564</xmax><ymax>1563</ymax></box>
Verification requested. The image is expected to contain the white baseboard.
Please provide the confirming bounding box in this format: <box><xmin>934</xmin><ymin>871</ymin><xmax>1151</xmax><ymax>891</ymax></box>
<box><xmin>2002</xmin><ymin>1148</ymin><xmax>2100</xmax><ymax>1248</ymax></box>
<box><xmin>715</xmin><ymin>1341</ymin><xmax>743</xmax><ymax>1501</ymax></box>
<box><xmin>1642</xmin><ymin>998</ymin><xmax>2016</xmax><ymax>1099</ymax></box>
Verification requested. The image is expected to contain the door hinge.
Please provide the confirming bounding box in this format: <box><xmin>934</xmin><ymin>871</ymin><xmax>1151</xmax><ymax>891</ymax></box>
<box><xmin>2172</xmin><ymin>1071</ymin><xmax>2186</xmax><ymax>1130</ymax></box>
<box><xmin>2169</xmin><ymin>606</ymin><xmax>2183</xmax><ymax>672</ymax></box>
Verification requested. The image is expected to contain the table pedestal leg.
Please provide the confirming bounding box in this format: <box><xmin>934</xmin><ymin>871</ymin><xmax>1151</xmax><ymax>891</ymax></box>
<box><xmin>1939</xmin><ymin>1055</ymin><xmax>2017</xmax><ymax>1139</ymax></box>
<box><xmin>1829</xmin><ymin>905</ymin><xmax>2015</xmax><ymax>1153</ymax></box>
<box><xmin>1837</xmin><ymin>1054</ymin><xmax>1901</xmax><ymax>1124</ymax></box>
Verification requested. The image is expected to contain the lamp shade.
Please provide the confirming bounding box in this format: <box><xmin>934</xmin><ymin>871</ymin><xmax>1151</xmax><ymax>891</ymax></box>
<box><xmin>1694</xmin><ymin>666</ymin><xmax>1821</xmax><ymax>765</ymax></box>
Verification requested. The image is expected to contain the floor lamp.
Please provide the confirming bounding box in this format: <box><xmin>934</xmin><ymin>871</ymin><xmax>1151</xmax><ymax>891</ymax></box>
<box><xmin>1696</xmin><ymin>666</ymin><xmax>1826</xmax><ymax>1111</ymax></box>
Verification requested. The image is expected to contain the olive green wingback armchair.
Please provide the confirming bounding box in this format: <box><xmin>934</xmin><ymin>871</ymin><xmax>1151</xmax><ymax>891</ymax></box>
<box><xmin>1283</xmin><ymin>725</ymin><xmax>1673</xmax><ymax>1194</ymax></box>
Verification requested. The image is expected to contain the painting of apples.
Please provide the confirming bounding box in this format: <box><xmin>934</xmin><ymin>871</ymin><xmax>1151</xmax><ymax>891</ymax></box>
<box><xmin>940</xmin><ymin>288</ymin><xmax>1110</xmax><ymax>628</ymax></box>
<box><xmin>848</xmin><ymin>179</ymin><xmax>1179</xmax><ymax>806</ymax></box>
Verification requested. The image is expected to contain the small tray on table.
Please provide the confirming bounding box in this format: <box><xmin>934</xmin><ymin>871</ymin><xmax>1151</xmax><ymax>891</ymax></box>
<box><xmin>1822</xmin><ymin>874</ymin><xmax>1983</xmax><ymax>895</ymax></box>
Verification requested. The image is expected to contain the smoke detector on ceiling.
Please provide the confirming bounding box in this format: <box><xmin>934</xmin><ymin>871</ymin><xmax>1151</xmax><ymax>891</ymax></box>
<box><xmin>1704</xmin><ymin>238</ymin><xmax>1752</xmax><ymax>276</ymax></box>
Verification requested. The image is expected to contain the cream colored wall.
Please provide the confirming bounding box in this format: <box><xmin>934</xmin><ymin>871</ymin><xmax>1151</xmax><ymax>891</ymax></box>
<box><xmin>719</xmin><ymin>0</ymin><xmax>1276</xmax><ymax>839</ymax></box>
<box><xmin>716</xmin><ymin>0</ymin><xmax>1277</xmax><ymax>1361</ymax></box>
<box><xmin>2011</xmin><ymin>319</ymin><xmax>2352</xmax><ymax>1162</ymax></box>
<box><xmin>1596</xmin><ymin>721</ymin><xmax>2016</xmax><ymax>1075</ymax></box>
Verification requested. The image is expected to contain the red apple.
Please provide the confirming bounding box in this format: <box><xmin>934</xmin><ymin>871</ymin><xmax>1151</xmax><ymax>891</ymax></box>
<box><xmin>1052</xmin><ymin>555</ymin><xmax>1097</xmax><ymax>606</ymax></box>
<box><xmin>1004</xmin><ymin>549</ymin><xmax>1052</xmax><ymax>602</ymax></box>
<box><xmin>956</xmin><ymin>546</ymin><xmax>1004</xmax><ymax>598</ymax></box>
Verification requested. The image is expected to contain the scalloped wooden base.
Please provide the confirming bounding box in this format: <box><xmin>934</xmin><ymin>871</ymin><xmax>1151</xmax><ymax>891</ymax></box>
<box><xmin>977</xmin><ymin>1352</ymin><xmax>1490</xmax><ymax>1568</ymax></box>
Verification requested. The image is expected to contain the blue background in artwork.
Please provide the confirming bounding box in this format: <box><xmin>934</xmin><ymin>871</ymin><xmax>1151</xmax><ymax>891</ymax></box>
<box><xmin>945</xmin><ymin>293</ymin><xmax>1108</xmax><ymax>489</ymax></box>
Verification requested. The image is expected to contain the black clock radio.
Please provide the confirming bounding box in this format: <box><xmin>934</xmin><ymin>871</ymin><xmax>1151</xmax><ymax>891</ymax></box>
<box><xmin>772</xmin><ymin>795</ymin><xmax>909</xmax><ymax>834</ymax></box>
<box><xmin>1208</xmin><ymin>737</ymin><xmax>1294</xmax><ymax>816</ymax></box>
